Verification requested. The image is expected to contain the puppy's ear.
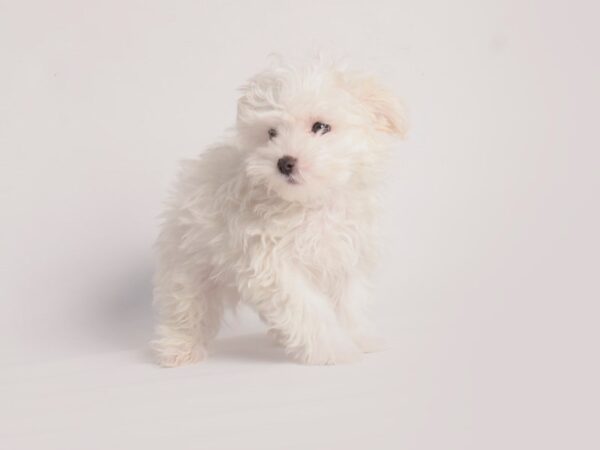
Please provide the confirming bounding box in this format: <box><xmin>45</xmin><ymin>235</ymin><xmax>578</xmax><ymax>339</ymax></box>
<box><xmin>237</xmin><ymin>68</ymin><xmax>284</xmax><ymax>126</ymax></box>
<box><xmin>339</xmin><ymin>72</ymin><xmax>407</xmax><ymax>137</ymax></box>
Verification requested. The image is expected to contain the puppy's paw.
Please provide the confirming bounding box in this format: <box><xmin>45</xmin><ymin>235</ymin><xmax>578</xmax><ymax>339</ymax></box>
<box><xmin>298</xmin><ymin>333</ymin><xmax>363</xmax><ymax>365</ymax></box>
<box><xmin>267</xmin><ymin>328</ymin><xmax>286</xmax><ymax>347</ymax></box>
<box><xmin>352</xmin><ymin>332</ymin><xmax>387</xmax><ymax>353</ymax></box>
<box><xmin>152</xmin><ymin>341</ymin><xmax>207</xmax><ymax>368</ymax></box>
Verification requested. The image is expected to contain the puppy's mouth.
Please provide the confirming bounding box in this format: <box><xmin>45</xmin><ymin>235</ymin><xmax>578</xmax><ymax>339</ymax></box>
<box><xmin>285</xmin><ymin>175</ymin><xmax>299</xmax><ymax>185</ymax></box>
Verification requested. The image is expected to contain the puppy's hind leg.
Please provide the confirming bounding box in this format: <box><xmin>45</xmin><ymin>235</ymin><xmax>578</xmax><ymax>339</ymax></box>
<box><xmin>151</xmin><ymin>267</ymin><xmax>223</xmax><ymax>367</ymax></box>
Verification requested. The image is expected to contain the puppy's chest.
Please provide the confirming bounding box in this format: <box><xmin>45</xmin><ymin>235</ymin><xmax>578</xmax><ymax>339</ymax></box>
<box><xmin>282</xmin><ymin>209</ymin><xmax>366</xmax><ymax>275</ymax></box>
<box><xmin>218</xmin><ymin>203</ymin><xmax>374</xmax><ymax>284</ymax></box>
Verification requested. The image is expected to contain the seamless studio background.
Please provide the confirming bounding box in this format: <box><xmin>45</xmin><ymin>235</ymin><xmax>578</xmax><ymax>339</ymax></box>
<box><xmin>0</xmin><ymin>1</ymin><xmax>598</xmax><ymax>449</ymax></box>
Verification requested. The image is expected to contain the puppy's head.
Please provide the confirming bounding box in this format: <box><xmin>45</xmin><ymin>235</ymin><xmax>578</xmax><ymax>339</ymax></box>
<box><xmin>237</xmin><ymin>60</ymin><xmax>406</xmax><ymax>203</ymax></box>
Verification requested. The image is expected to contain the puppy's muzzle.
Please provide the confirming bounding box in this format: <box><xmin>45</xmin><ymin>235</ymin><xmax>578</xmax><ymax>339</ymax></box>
<box><xmin>277</xmin><ymin>155</ymin><xmax>297</xmax><ymax>176</ymax></box>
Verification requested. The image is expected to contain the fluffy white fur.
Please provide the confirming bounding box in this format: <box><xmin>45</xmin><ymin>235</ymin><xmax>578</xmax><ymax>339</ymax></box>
<box><xmin>152</xmin><ymin>59</ymin><xmax>406</xmax><ymax>367</ymax></box>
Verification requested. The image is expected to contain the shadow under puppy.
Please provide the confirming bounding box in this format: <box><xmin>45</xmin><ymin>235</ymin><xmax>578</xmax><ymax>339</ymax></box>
<box><xmin>152</xmin><ymin>58</ymin><xmax>406</xmax><ymax>366</ymax></box>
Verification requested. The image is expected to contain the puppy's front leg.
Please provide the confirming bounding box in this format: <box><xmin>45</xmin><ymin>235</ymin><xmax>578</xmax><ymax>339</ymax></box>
<box><xmin>152</xmin><ymin>266</ymin><xmax>223</xmax><ymax>367</ymax></box>
<box><xmin>244</xmin><ymin>266</ymin><xmax>362</xmax><ymax>365</ymax></box>
<box><xmin>338</xmin><ymin>276</ymin><xmax>386</xmax><ymax>354</ymax></box>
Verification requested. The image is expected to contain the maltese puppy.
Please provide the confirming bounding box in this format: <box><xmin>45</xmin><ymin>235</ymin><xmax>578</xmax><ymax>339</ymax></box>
<box><xmin>152</xmin><ymin>58</ymin><xmax>406</xmax><ymax>366</ymax></box>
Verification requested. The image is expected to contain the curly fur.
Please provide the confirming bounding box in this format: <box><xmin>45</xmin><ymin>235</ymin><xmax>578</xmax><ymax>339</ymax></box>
<box><xmin>151</xmin><ymin>58</ymin><xmax>406</xmax><ymax>366</ymax></box>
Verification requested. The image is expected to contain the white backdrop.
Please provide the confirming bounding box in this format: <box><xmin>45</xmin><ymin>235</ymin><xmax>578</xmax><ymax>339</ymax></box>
<box><xmin>1</xmin><ymin>1</ymin><xmax>598</xmax><ymax>449</ymax></box>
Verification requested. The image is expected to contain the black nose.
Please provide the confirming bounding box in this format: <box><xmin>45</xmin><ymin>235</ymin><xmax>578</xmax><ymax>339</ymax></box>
<box><xmin>277</xmin><ymin>155</ymin><xmax>297</xmax><ymax>176</ymax></box>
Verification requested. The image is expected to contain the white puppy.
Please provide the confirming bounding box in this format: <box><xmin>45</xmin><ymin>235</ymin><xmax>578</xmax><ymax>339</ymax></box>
<box><xmin>152</xmin><ymin>59</ymin><xmax>406</xmax><ymax>366</ymax></box>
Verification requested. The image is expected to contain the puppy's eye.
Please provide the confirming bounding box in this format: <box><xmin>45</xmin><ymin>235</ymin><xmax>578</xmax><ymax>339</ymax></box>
<box><xmin>268</xmin><ymin>128</ymin><xmax>277</xmax><ymax>140</ymax></box>
<box><xmin>311</xmin><ymin>122</ymin><xmax>331</xmax><ymax>135</ymax></box>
